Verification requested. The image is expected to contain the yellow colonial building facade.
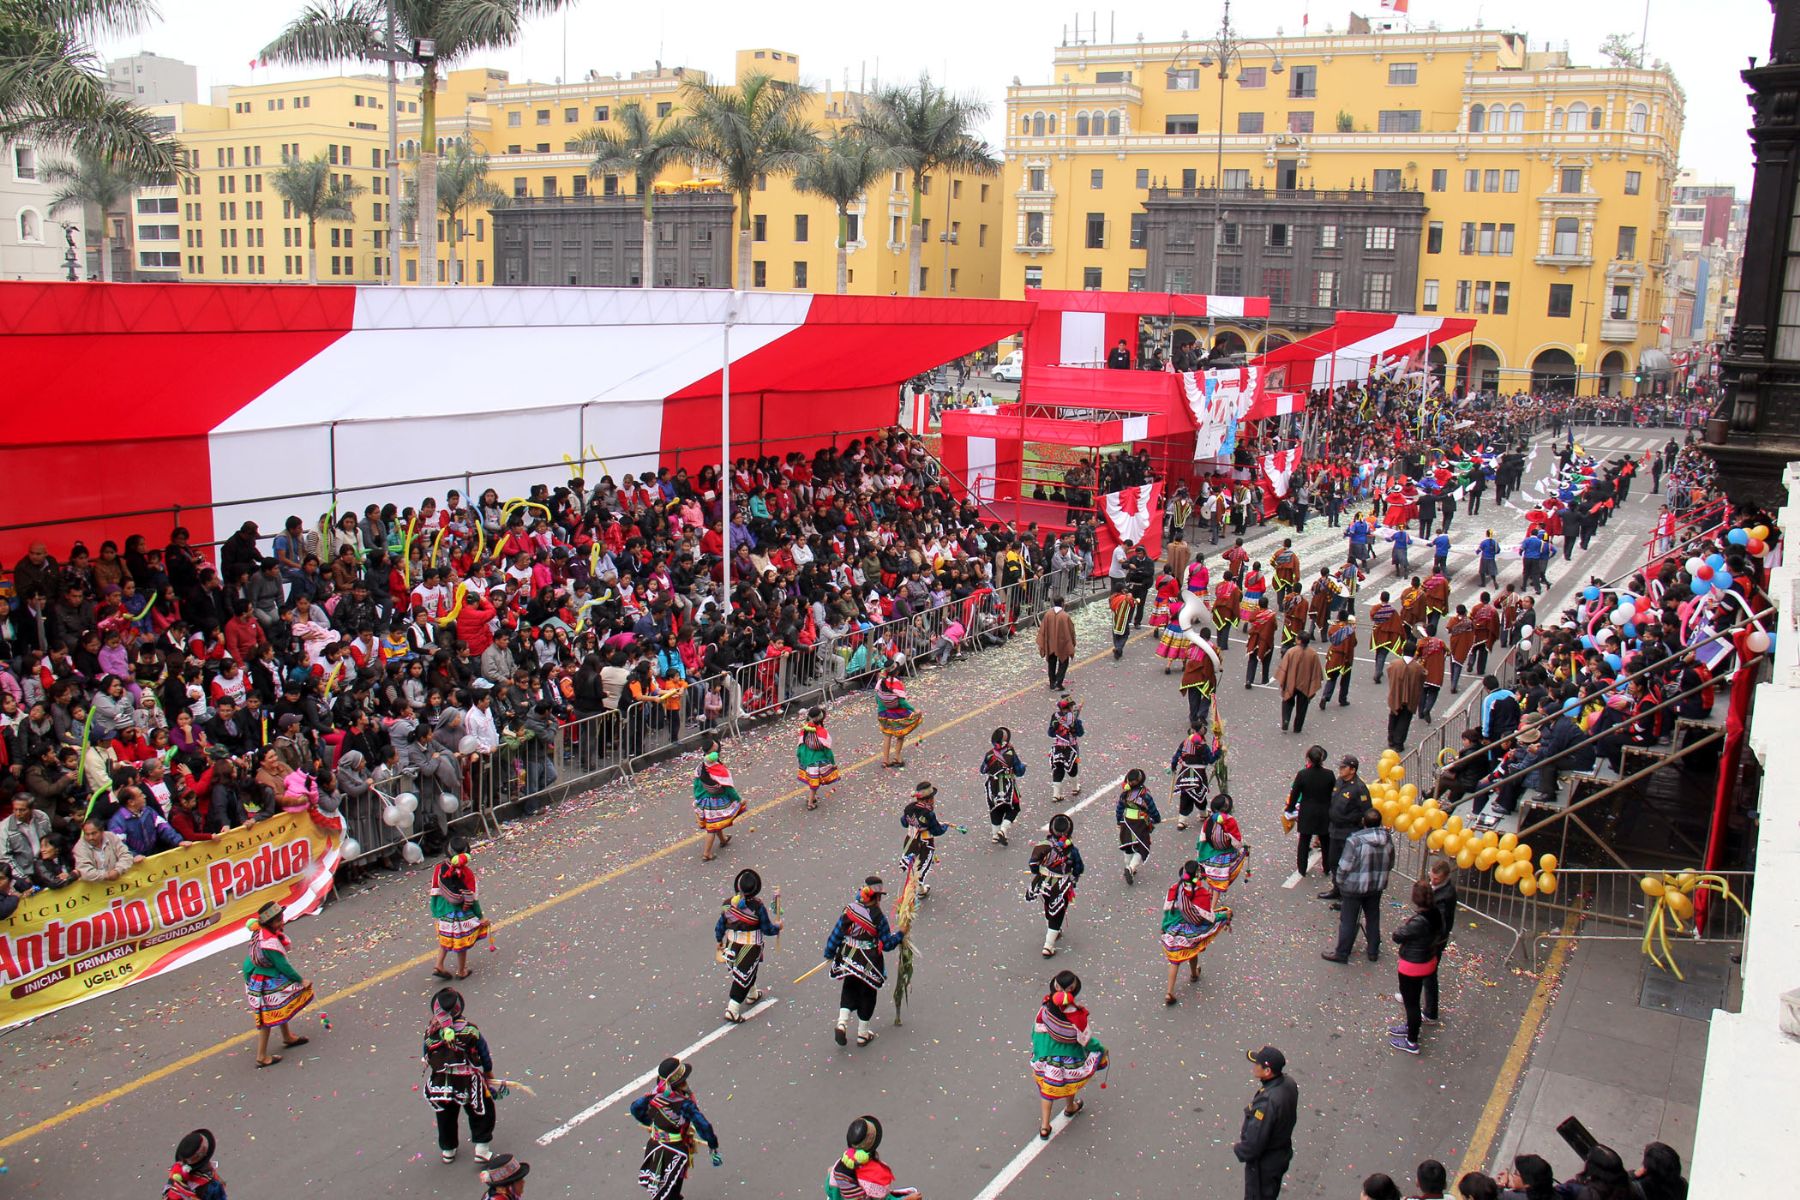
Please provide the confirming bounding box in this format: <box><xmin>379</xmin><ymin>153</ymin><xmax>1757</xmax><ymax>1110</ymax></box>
<box><xmin>1001</xmin><ymin>25</ymin><xmax>1684</xmax><ymax>395</ymax></box>
<box><xmin>397</xmin><ymin>49</ymin><xmax>1002</xmax><ymax>296</ymax></box>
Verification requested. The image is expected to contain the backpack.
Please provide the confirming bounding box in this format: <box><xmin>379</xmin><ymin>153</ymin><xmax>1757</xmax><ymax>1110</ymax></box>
<box><xmin>1204</xmin><ymin>814</ymin><xmax>1232</xmax><ymax>851</ymax></box>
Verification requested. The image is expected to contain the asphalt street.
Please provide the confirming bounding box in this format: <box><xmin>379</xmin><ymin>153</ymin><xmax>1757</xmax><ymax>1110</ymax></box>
<box><xmin>0</xmin><ymin>427</ymin><xmax>1668</xmax><ymax>1200</ymax></box>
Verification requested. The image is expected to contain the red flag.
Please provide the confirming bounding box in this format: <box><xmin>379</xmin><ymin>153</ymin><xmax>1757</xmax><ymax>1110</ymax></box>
<box><xmin>1091</xmin><ymin>481</ymin><xmax>1165</xmax><ymax>576</ymax></box>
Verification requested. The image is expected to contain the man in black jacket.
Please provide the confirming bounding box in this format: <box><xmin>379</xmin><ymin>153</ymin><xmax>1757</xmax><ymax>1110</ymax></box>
<box><xmin>1284</xmin><ymin>744</ymin><xmax>1335</xmax><ymax>881</ymax></box>
<box><xmin>1320</xmin><ymin>754</ymin><xmax>1372</xmax><ymax>900</ymax></box>
<box><xmin>1125</xmin><ymin>546</ymin><xmax>1155</xmax><ymax>629</ymax></box>
<box><xmin>1423</xmin><ymin>858</ymin><xmax>1459</xmax><ymax>1024</ymax></box>
<box><xmin>1234</xmin><ymin>1045</ymin><xmax>1299</xmax><ymax>1199</ymax></box>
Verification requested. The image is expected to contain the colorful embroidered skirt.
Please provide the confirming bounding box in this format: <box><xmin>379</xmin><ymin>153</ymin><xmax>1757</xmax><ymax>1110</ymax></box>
<box><xmin>1155</xmin><ymin>626</ymin><xmax>1196</xmax><ymax>660</ymax></box>
<box><xmin>1031</xmin><ymin>1038</ymin><xmax>1108</xmax><ymax>1100</ymax></box>
<box><xmin>796</xmin><ymin>746</ymin><xmax>840</xmax><ymax>790</ymax></box>
<box><xmin>1196</xmin><ymin>845</ymin><xmax>1246</xmax><ymax>892</ymax></box>
<box><xmin>245</xmin><ymin>972</ymin><xmax>312</xmax><ymax>1028</ymax></box>
<box><xmin>877</xmin><ymin>706</ymin><xmax>921</xmax><ymax>738</ymax></box>
<box><xmin>435</xmin><ymin>905</ymin><xmax>489</xmax><ymax>953</ymax></box>
<box><xmin>695</xmin><ymin>791</ymin><xmax>745</xmax><ymax>833</ymax></box>
<box><xmin>1161</xmin><ymin>905</ymin><xmax>1232</xmax><ymax>963</ymax></box>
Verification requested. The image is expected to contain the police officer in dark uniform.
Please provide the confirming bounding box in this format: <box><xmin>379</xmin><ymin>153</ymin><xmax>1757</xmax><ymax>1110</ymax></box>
<box><xmin>1234</xmin><ymin>1044</ymin><xmax>1299</xmax><ymax>1199</ymax></box>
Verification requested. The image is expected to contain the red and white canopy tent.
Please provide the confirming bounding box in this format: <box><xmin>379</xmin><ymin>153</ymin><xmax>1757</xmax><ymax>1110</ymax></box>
<box><xmin>0</xmin><ymin>283</ymin><xmax>1030</xmax><ymax>562</ymax></box>
<box><xmin>1258</xmin><ymin>311</ymin><xmax>1479</xmax><ymax>395</ymax></box>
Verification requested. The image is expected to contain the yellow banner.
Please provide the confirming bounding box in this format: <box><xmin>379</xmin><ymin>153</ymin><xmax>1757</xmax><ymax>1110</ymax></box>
<box><xmin>0</xmin><ymin>812</ymin><xmax>341</xmax><ymax>1030</ymax></box>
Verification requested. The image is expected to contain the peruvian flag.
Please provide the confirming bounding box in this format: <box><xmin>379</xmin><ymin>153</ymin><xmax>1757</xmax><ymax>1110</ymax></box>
<box><xmin>1092</xmin><ymin>481</ymin><xmax>1165</xmax><ymax>576</ymax></box>
<box><xmin>1259</xmin><ymin>448</ymin><xmax>1302</xmax><ymax>518</ymax></box>
<box><xmin>1380</xmin><ymin>0</ymin><xmax>1410</xmax><ymax>12</ymax></box>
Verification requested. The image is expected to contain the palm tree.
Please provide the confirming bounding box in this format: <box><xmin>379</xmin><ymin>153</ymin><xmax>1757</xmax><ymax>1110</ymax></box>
<box><xmin>262</xmin><ymin>0</ymin><xmax>572</xmax><ymax>287</ymax></box>
<box><xmin>1</xmin><ymin>0</ymin><xmax>182</xmax><ymax>180</ymax></box>
<box><xmin>272</xmin><ymin>154</ymin><xmax>366</xmax><ymax>282</ymax></box>
<box><xmin>410</xmin><ymin>139</ymin><xmax>504</xmax><ymax>284</ymax></box>
<box><xmin>853</xmin><ymin>73</ymin><xmax>1000</xmax><ymax>295</ymax></box>
<box><xmin>42</xmin><ymin>148</ymin><xmax>150</xmax><ymax>281</ymax></box>
<box><xmin>673</xmin><ymin>72</ymin><xmax>819</xmax><ymax>290</ymax></box>
<box><xmin>793</xmin><ymin>131</ymin><xmax>890</xmax><ymax>295</ymax></box>
<box><xmin>578</xmin><ymin>100</ymin><xmax>687</xmax><ymax>289</ymax></box>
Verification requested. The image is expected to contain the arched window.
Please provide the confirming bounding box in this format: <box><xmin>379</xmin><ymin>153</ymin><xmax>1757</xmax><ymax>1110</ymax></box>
<box><xmin>1554</xmin><ymin>216</ymin><xmax>1579</xmax><ymax>256</ymax></box>
<box><xmin>1031</xmin><ymin>112</ymin><xmax>1045</xmax><ymax>136</ymax></box>
<box><xmin>1508</xmin><ymin>103</ymin><xmax>1525</xmax><ymax>132</ymax></box>
<box><xmin>1589</xmin><ymin>105</ymin><xmax>1604</xmax><ymax>130</ymax></box>
<box><xmin>1567</xmin><ymin>101</ymin><xmax>1588</xmax><ymax>131</ymax></box>
<box><xmin>1628</xmin><ymin>103</ymin><xmax>1648</xmax><ymax>133</ymax></box>
<box><xmin>1046</xmin><ymin>114</ymin><xmax>1056</xmax><ymax>134</ymax></box>
<box><xmin>18</xmin><ymin>208</ymin><xmax>41</xmax><ymax>242</ymax></box>
<box><xmin>1106</xmin><ymin>110</ymin><xmax>1121</xmax><ymax>135</ymax></box>
<box><xmin>1550</xmin><ymin>106</ymin><xmax>1565</xmax><ymax>131</ymax></box>
<box><xmin>1019</xmin><ymin>114</ymin><xmax>1030</xmax><ymax>134</ymax></box>
<box><xmin>1468</xmin><ymin>103</ymin><xmax>1485</xmax><ymax>133</ymax></box>
<box><xmin>1076</xmin><ymin>112</ymin><xmax>1090</xmax><ymax>136</ymax></box>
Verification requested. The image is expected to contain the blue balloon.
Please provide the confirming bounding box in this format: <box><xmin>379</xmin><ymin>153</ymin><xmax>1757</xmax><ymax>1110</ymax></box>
<box><xmin>1728</xmin><ymin>527</ymin><xmax>1750</xmax><ymax>546</ymax></box>
<box><xmin>1583</xmin><ymin>586</ymin><xmax>1601</xmax><ymax>601</ymax></box>
<box><xmin>1604</xmin><ymin>653</ymin><xmax>1623</xmax><ymax>671</ymax></box>
<box><xmin>1580</xmin><ymin>635</ymin><xmax>1595</xmax><ymax>649</ymax></box>
<box><xmin>1692</xmin><ymin>578</ymin><xmax>1713</xmax><ymax>595</ymax></box>
<box><xmin>1563</xmin><ymin>696</ymin><xmax>1582</xmax><ymax>714</ymax></box>
<box><xmin>1623</xmin><ymin>623</ymin><xmax>1638</xmax><ymax>639</ymax></box>
<box><xmin>1707</xmin><ymin>553</ymin><xmax>1726</xmax><ymax>570</ymax></box>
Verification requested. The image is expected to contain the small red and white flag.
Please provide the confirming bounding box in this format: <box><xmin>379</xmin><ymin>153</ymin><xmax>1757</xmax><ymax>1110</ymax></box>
<box><xmin>1259</xmin><ymin>448</ymin><xmax>1303</xmax><ymax>517</ymax></box>
<box><xmin>1092</xmin><ymin>481</ymin><xmax>1165</xmax><ymax>575</ymax></box>
<box><xmin>1380</xmin><ymin>0</ymin><xmax>1411</xmax><ymax>12</ymax></box>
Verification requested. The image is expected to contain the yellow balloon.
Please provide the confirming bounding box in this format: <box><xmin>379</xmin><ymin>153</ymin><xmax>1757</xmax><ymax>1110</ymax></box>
<box><xmin>1380</xmin><ymin>748</ymin><xmax>1400</xmax><ymax>764</ymax></box>
<box><xmin>1498</xmin><ymin>833</ymin><xmax>1519</xmax><ymax>853</ymax></box>
<box><xmin>1408</xmin><ymin>822</ymin><xmax>1428</xmax><ymax>842</ymax></box>
<box><xmin>1752</xmin><ymin>524</ymin><xmax>1770</xmax><ymax>542</ymax></box>
<box><xmin>1480</xmin><ymin>831</ymin><xmax>1500</xmax><ymax>849</ymax></box>
<box><xmin>1426</xmin><ymin>829</ymin><xmax>1448</xmax><ymax>851</ymax></box>
<box><xmin>1537</xmin><ymin>871</ymin><xmax>1558</xmax><ymax>894</ymax></box>
<box><xmin>1513</xmin><ymin>843</ymin><xmax>1533</xmax><ymax>863</ymax></box>
<box><xmin>1442</xmin><ymin>832</ymin><xmax>1464</xmax><ymax>856</ymax></box>
<box><xmin>1538</xmin><ymin>853</ymin><xmax>1558</xmax><ymax>873</ymax></box>
<box><xmin>1639</xmin><ymin>876</ymin><xmax>1666</xmax><ymax>898</ymax></box>
<box><xmin>1400</xmin><ymin>784</ymin><xmax>1420</xmax><ymax>802</ymax></box>
<box><xmin>1675</xmin><ymin>871</ymin><xmax>1698</xmax><ymax>892</ymax></box>
<box><xmin>1476</xmin><ymin>847</ymin><xmax>1499</xmax><ymax>870</ymax></box>
<box><xmin>1421</xmin><ymin>797</ymin><xmax>1439</xmax><ymax>811</ymax></box>
<box><xmin>1496</xmin><ymin>861</ymin><xmax>1521</xmax><ymax>885</ymax></box>
<box><xmin>1667</xmin><ymin>892</ymin><xmax>1695</xmax><ymax>922</ymax></box>
<box><xmin>1518</xmin><ymin>873</ymin><xmax>1539</xmax><ymax>897</ymax></box>
<box><xmin>1406</xmin><ymin>803</ymin><xmax>1425</xmax><ymax>822</ymax></box>
<box><xmin>1428</xmin><ymin>808</ymin><xmax>1449</xmax><ymax>829</ymax></box>
<box><xmin>1445</xmin><ymin>816</ymin><xmax>1465</xmax><ymax>834</ymax></box>
<box><xmin>1390</xmin><ymin>765</ymin><xmax>1406</xmax><ymax>782</ymax></box>
<box><xmin>1456</xmin><ymin>847</ymin><xmax>1478</xmax><ymax>870</ymax></box>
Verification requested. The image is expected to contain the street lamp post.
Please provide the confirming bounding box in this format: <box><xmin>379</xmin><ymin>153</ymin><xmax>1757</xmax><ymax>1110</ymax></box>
<box><xmin>1167</xmin><ymin>0</ymin><xmax>1282</xmax><ymax>345</ymax></box>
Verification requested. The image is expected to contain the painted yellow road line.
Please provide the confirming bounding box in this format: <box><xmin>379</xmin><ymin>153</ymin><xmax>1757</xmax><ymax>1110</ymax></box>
<box><xmin>0</xmin><ymin>631</ymin><xmax>1136</xmax><ymax>1152</ymax></box>
<box><xmin>1456</xmin><ymin>907</ymin><xmax>1581</xmax><ymax>1179</ymax></box>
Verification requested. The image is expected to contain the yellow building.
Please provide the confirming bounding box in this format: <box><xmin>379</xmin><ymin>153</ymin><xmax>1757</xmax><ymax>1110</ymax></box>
<box><xmin>398</xmin><ymin>50</ymin><xmax>1004</xmax><ymax>296</ymax></box>
<box><xmin>1001</xmin><ymin>23</ymin><xmax>1684</xmax><ymax>395</ymax></box>
<box><xmin>150</xmin><ymin>74</ymin><xmax>428</xmax><ymax>283</ymax></box>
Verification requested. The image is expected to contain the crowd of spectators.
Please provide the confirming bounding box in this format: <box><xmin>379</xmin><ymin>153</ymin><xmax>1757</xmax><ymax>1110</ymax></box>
<box><xmin>0</xmin><ymin>427</ymin><xmax>1127</xmax><ymax>892</ymax></box>
<box><xmin>1352</xmin><ymin>1140</ymin><xmax>1689</xmax><ymax>1200</ymax></box>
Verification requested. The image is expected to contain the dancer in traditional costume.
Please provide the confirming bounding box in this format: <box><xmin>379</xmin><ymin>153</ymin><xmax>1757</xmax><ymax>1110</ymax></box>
<box><xmin>715</xmin><ymin>868</ymin><xmax>781</xmax><ymax>1023</ymax></box>
<box><xmin>423</xmin><ymin>987</ymin><xmax>497</xmax><ymax>1164</ymax></box>
<box><xmin>1319</xmin><ymin>610</ymin><xmax>1358</xmax><ymax>709</ymax></box>
<box><xmin>1271</xmin><ymin>539</ymin><xmax>1301</xmax><ymax>595</ymax></box>
<box><xmin>1195</xmin><ymin>792</ymin><xmax>1247</xmax><ymax>891</ymax></box>
<box><xmin>629</xmin><ymin>1056</ymin><xmax>720</xmax><ymax>1200</ymax></box>
<box><xmin>981</xmin><ymin>727</ymin><xmax>1028</xmax><ymax>845</ymax></box>
<box><xmin>1108</xmin><ymin>582</ymin><xmax>1135</xmax><ymax>660</ymax></box>
<box><xmin>823</xmin><ymin>876</ymin><xmax>904</xmax><ymax>1048</ymax></box>
<box><xmin>1161</xmin><ymin>859</ymin><xmax>1233</xmax><ymax>1004</ymax></box>
<box><xmin>431</xmin><ymin>838</ymin><xmax>489</xmax><ymax>980</ymax></box>
<box><xmin>795</xmin><ymin>707</ymin><xmax>840</xmax><ymax>809</ymax></box>
<box><xmin>900</xmin><ymin>782</ymin><xmax>952</xmax><ymax>897</ymax></box>
<box><xmin>478</xmin><ymin>1155</ymin><xmax>531</xmax><ymax>1200</ymax></box>
<box><xmin>1179</xmin><ymin>628</ymin><xmax>1220</xmax><ymax>729</ymax></box>
<box><xmin>1031</xmin><ymin>970</ymin><xmax>1108</xmax><ymax>1139</ymax></box>
<box><xmin>164</xmin><ymin>1130</ymin><xmax>227</xmax><ymax>1200</ymax></box>
<box><xmin>1047</xmin><ymin>697</ymin><xmax>1085</xmax><ymax>802</ymax></box>
<box><xmin>242</xmin><ymin>900</ymin><xmax>312</xmax><ymax>1067</ymax></box>
<box><xmin>1209</xmin><ymin>574</ymin><xmax>1243</xmax><ymax>651</ymax></box>
<box><xmin>692</xmin><ymin>734</ymin><xmax>744</xmax><ymax>862</ymax></box>
<box><xmin>1170</xmin><ymin>723</ymin><xmax>1222</xmax><ymax>830</ymax></box>
<box><xmin>1309</xmin><ymin>568</ymin><xmax>1339</xmax><ymax>639</ymax></box>
<box><xmin>1114</xmin><ymin>768</ymin><xmax>1161</xmax><ymax>885</ymax></box>
<box><xmin>1241</xmin><ymin>602</ymin><xmax>1278</xmax><ymax>688</ymax></box>
<box><xmin>1280</xmin><ymin>589</ymin><xmax>1310</xmax><ymax>649</ymax></box>
<box><xmin>1028</xmin><ymin>813</ymin><xmax>1085</xmax><ymax>957</ymax></box>
<box><xmin>874</xmin><ymin>668</ymin><xmax>920</xmax><ymax>768</ymax></box>
<box><xmin>825</xmin><ymin>1116</ymin><xmax>922</xmax><ymax>1200</ymax></box>
<box><xmin>1152</xmin><ymin>584</ymin><xmax>1191</xmax><ymax>673</ymax></box>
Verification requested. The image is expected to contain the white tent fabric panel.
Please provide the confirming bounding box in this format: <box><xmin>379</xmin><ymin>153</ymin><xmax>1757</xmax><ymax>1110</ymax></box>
<box><xmin>1059</xmin><ymin>311</ymin><xmax>1107</xmax><ymax>367</ymax></box>
<box><xmin>350</xmin><ymin>284</ymin><xmax>812</xmax><ymax>332</ymax></box>
<box><xmin>208</xmin><ymin>425</ymin><xmax>336</xmax><ymax>545</ymax></box>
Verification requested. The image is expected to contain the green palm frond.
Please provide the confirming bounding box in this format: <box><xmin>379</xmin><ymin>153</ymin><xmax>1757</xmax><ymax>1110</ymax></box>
<box><xmin>672</xmin><ymin>72</ymin><xmax>820</xmax><ymax>196</ymax></box>
<box><xmin>852</xmin><ymin>72</ymin><xmax>1000</xmax><ymax>184</ymax></box>
<box><xmin>792</xmin><ymin>130</ymin><xmax>891</xmax><ymax>215</ymax></box>
<box><xmin>272</xmin><ymin>153</ymin><xmax>367</xmax><ymax>223</ymax></box>
<box><xmin>41</xmin><ymin>146</ymin><xmax>153</xmax><ymax>218</ymax></box>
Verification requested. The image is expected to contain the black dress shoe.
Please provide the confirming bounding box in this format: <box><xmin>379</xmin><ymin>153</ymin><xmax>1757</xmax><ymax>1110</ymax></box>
<box><xmin>1320</xmin><ymin>952</ymin><xmax>1349</xmax><ymax>964</ymax></box>
<box><xmin>1317</xmin><ymin>890</ymin><xmax>1341</xmax><ymax>900</ymax></box>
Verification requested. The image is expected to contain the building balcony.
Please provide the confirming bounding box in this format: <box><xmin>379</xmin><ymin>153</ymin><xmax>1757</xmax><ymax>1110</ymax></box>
<box><xmin>1013</xmin><ymin>238</ymin><xmax>1055</xmax><ymax>256</ymax></box>
<box><xmin>1534</xmin><ymin>251</ymin><xmax>1593</xmax><ymax>269</ymax></box>
<box><xmin>1600</xmin><ymin>317</ymin><xmax>1637</xmax><ymax>342</ymax></box>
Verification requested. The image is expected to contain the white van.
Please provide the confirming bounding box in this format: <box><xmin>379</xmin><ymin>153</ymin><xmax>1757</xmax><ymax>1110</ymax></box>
<box><xmin>993</xmin><ymin>350</ymin><xmax>1024</xmax><ymax>382</ymax></box>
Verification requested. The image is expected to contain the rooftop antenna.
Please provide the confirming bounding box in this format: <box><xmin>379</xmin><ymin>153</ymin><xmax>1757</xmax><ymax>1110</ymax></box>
<box><xmin>1639</xmin><ymin>0</ymin><xmax>1651</xmax><ymax>64</ymax></box>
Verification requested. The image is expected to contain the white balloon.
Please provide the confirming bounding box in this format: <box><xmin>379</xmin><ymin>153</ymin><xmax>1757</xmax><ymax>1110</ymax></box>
<box><xmin>1609</xmin><ymin>609</ymin><xmax>1630</xmax><ymax>626</ymax></box>
<box><xmin>381</xmin><ymin>804</ymin><xmax>405</xmax><ymax>827</ymax></box>
<box><xmin>458</xmin><ymin>735</ymin><xmax>481</xmax><ymax>754</ymax></box>
<box><xmin>341</xmin><ymin>836</ymin><xmax>362</xmax><ymax>859</ymax></box>
<box><xmin>438</xmin><ymin>792</ymin><xmax>462</xmax><ymax>813</ymax></box>
<box><xmin>397</xmin><ymin>791</ymin><xmax>419</xmax><ymax>813</ymax></box>
<box><xmin>1518</xmin><ymin>624</ymin><xmax>1534</xmax><ymax>640</ymax></box>
<box><xmin>1747</xmin><ymin>630</ymin><xmax>1772</xmax><ymax>653</ymax></box>
<box><xmin>401</xmin><ymin>841</ymin><xmax>424</xmax><ymax>865</ymax></box>
<box><xmin>1517</xmin><ymin>638</ymin><xmax>1533</xmax><ymax>655</ymax></box>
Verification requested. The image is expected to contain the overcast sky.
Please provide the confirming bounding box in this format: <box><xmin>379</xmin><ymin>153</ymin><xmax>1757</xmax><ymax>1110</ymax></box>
<box><xmin>103</xmin><ymin>0</ymin><xmax>1770</xmax><ymax>188</ymax></box>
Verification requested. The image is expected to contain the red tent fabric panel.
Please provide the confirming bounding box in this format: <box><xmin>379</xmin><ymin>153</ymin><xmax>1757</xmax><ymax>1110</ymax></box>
<box><xmin>659</xmin><ymin>384</ymin><xmax>899</xmax><ymax>474</ymax></box>
<box><xmin>0</xmin><ymin>437</ymin><xmax>216</xmax><ymax>565</ymax></box>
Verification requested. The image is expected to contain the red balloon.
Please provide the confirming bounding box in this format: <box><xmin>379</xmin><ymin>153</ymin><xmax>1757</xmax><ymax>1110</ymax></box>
<box><xmin>1748</xmin><ymin>538</ymin><xmax>1767</xmax><ymax>556</ymax></box>
<box><xmin>1635</xmin><ymin>595</ymin><xmax>1652</xmax><ymax>610</ymax></box>
<box><xmin>1695</xmin><ymin>564</ymin><xmax>1715</xmax><ymax>581</ymax></box>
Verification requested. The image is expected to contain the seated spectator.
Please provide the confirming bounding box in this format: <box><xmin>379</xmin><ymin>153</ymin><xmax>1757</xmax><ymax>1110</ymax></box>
<box><xmin>108</xmin><ymin>785</ymin><xmax>185</xmax><ymax>855</ymax></box>
<box><xmin>1495</xmin><ymin>1153</ymin><xmax>1556</xmax><ymax>1200</ymax></box>
<box><xmin>1634</xmin><ymin>1142</ymin><xmax>1686</xmax><ymax>1200</ymax></box>
<box><xmin>21</xmin><ymin>839</ymin><xmax>76</xmax><ymax>891</ymax></box>
<box><xmin>1</xmin><ymin>794</ymin><xmax>53</xmax><ymax>881</ymax></box>
<box><xmin>74</xmin><ymin>818</ymin><xmax>135</xmax><ymax>882</ymax></box>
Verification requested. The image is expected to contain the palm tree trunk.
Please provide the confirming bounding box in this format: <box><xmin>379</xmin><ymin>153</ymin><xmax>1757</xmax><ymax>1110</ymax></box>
<box><xmin>738</xmin><ymin>194</ymin><xmax>753</xmax><ymax>290</ymax></box>
<box><xmin>418</xmin><ymin>65</ymin><xmax>440</xmax><ymax>287</ymax></box>
<box><xmin>97</xmin><ymin>231</ymin><xmax>112</xmax><ymax>282</ymax></box>
<box><xmin>641</xmin><ymin>184</ymin><xmax>655</xmax><ymax>289</ymax></box>
<box><xmin>306</xmin><ymin>218</ymin><xmax>318</xmax><ymax>283</ymax></box>
<box><xmin>835</xmin><ymin>206</ymin><xmax>849</xmax><ymax>295</ymax></box>
<box><xmin>447</xmin><ymin>210</ymin><xmax>458</xmax><ymax>285</ymax></box>
<box><xmin>907</xmin><ymin>172</ymin><xmax>924</xmax><ymax>296</ymax></box>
